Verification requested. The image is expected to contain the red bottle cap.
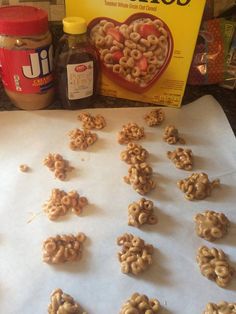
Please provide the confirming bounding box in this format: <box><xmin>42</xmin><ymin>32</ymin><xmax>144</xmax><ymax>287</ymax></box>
<box><xmin>0</xmin><ymin>6</ymin><xmax>49</xmax><ymax>36</ymax></box>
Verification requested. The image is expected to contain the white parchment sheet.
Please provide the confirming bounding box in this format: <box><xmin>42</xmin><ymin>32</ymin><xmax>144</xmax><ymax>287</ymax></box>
<box><xmin>0</xmin><ymin>95</ymin><xmax>235</xmax><ymax>314</ymax></box>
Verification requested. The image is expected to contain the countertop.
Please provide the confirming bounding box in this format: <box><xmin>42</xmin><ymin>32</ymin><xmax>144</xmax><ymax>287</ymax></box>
<box><xmin>0</xmin><ymin>83</ymin><xmax>235</xmax><ymax>136</ymax></box>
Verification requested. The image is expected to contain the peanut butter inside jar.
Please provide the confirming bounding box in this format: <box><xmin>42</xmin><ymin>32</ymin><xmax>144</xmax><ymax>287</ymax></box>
<box><xmin>0</xmin><ymin>6</ymin><xmax>54</xmax><ymax>110</ymax></box>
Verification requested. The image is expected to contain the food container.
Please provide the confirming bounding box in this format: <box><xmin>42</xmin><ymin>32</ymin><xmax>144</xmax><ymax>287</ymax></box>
<box><xmin>65</xmin><ymin>0</ymin><xmax>206</xmax><ymax>108</ymax></box>
<box><xmin>0</xmin><ymin>5</ymin><xmax>54</xmax><ymax>110</ymax></box>
<box><xmin>55</xmin><ymin>17</ymin><xmax>99</xmax><ymax>109</ymax></box>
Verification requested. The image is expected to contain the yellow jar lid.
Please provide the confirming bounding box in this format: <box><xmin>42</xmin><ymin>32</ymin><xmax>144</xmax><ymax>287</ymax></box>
<box><xmin>63</xmin><ymin>17</ymin><xmax>87</xmax><ymax>35</ymax></box>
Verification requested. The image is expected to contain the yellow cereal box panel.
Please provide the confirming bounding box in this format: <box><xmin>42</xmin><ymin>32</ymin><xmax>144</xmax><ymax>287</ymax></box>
<box><xmin>66</xmin><ymin>0</ymin><xmax>206</xmax><ymax>107</ymax></box>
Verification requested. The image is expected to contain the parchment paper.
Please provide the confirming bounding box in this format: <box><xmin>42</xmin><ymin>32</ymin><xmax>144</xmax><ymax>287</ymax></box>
<box><xmin>0</xmin><ymin>95</ymin><xmax>235</xmax><ymax>314</ymax></box>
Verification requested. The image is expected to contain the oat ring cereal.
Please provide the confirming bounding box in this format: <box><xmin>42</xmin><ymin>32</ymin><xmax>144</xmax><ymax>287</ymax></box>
<box><xmin>130</xmin><ymin>32</ymin><xmax>141</xmax><ymax>42</ymax></box>
<box><xmin>120</xmin><ymin>293</ymin><xmax>161</xmax><ymax>313</ymax></box>
<box><xmin>89</xmin><ymin>13</ymin><xmax>173</xmax><ymax>91</ymax></box>
<box><xmin>131</xmin><ymin>49</ymin><xmax>142</xmax><ymax>60</ymax></box>
<box><xmin>48</xmin><ymin>289</ymin><xmax>86</xmax><ymax>314</ymax></box>
<box><xmin>113</xmin><ymin>64</ymin><xmax>123</xmax><ymax>74</ymax></box>
<box><xmin>203</xmin><ymin>301</ymin><xmax>236</xmax><ymax>314</ymax></box>
<box><xmin>196</xmin><ymin>246</ymin><xmax>234</xmax><ymax>288</ymax></box>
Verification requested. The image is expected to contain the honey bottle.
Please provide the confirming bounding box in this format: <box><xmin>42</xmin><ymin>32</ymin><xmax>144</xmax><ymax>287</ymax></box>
<box><xmin>55</xmin><ymin>17</ymin><xmax>99</xmax><ymax>109</ymax></box>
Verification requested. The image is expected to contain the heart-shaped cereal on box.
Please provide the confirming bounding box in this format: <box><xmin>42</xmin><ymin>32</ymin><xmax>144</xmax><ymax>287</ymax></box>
<box><xmin>88</xmin><ymin>13</ymin><xmax>173</xmax><ymax>93</ymax></box>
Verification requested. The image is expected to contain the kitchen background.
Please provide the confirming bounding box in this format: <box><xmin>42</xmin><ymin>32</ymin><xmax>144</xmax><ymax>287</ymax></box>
<box><xmin>0</xmin><ymin>0</ymin><xmax>64</xmax><ymax>20</ymax></box>
<box><xmin>0</xmin><ymin>0</ymin><xmax>236</xmax><ymax>134</ymax></box>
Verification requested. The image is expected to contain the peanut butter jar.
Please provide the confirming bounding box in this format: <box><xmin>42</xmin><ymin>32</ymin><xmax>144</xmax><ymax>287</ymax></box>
<box><xmin>0</xmin><ymin>6</ymin><xmax>54</xmax><ymax>110</ymax></box>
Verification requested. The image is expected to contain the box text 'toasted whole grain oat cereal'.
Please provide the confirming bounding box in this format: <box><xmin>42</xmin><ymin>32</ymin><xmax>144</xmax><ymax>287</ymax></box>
<box><xmin>66</xmin><ymin>0</ymin><xmax>206</xmax><ymax>107</ymax></box>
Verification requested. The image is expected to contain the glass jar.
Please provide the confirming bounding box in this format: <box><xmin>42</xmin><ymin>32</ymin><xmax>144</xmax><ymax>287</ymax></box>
<box><xmin>55</xmin><ymin>17</ymin><xmax>99</xmax><ymax>109</ymax></box>
<box><xmin>0</xmin><ymin>6</ymin><xmax>54</xmax><ymax>110</ymax></box>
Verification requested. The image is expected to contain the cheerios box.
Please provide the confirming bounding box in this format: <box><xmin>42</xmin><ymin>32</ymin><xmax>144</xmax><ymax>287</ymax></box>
<box><xmin>66</xmin><ymin>0</ymin><xmax>206</xmax><ymax>107</ymax></box>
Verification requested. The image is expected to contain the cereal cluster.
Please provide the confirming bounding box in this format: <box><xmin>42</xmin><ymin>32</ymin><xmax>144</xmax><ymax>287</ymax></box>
<box><xmin>78</xmin><ymin>112</ymin><xmax>106</xmax><ymax>130</ymax></box>
<box><xmin>120</xmin><ymin>293</ymin><xmax>160</xmax><ymax>314</ymax></box>
<box><xmin>167</xmin><ymin>147</ymin><xmax>193</xmax><ymax>171</ymax></box>
<box><xmin>177</xmin><ymin>172</ymin><xmax>220</xmax><ymax>201</ymax></box>
<box><xmin>124</xmin><ymin>162</ymin><xmax>156</xmax><ymax>195</ymax></box>
<box><xmin>43</xmin><ymin>232</ymin><xmax>86</xmax><ymax>264</ymax></box>
<box><xmin>48</xmin><ymin>289</ymin><xmax>85</xmax><ymax>314</ymax></box>
<box><xmin>196</xmin><ymin>246</ymin><xmax>234</xmax><ymax>288</ymax></box>
<box><xmin>120</xmin><ymin>142</ymin><xmax>149</xmax><ymax>165</ymax></box>
<box><xmin>195</xmin><ymin>210</ymin><xmax>230</xmax><ymax>242</ymax></box>
<box><xmin>203</xmin><ymin>301</ymin><xmax>236</xmax><ymax>314</ymax></box>
<box><xmin>68</xmin><ymin>128</ymin><xmax>98</xmax><ymax>151</ymax></box>
<box><xmin>128</xmin><ymin>198</ymin><xmax>158</xmax><ymax>228</ymax></box>
<box><xmin>118</xmin><ymin>122</ymin><xmax>145</xmax><ymax>145</ymax></box>
<box><xmin>117</xmin><ymin>233</ymin><xmax>154</xmax><ymax>275</ymax></box>
<box><xmin>43</xmin><ymin>153</ymin><xmax>73</xmax><ymax>181</ymax></box>
<box><xmin>144</xmin><ymin>108</ymin><xmax>165</xmax><ymax>127</ymax></box>
<box><xmin>43</xmin><ymin>189</ymin><xmax>88</xmax><ymax>221</ymax></box>
<box><xmin>90</xmin><ymin>18</ymin><xmax>170</xmax><ymax>87</ymax></box>
<box><xmin>163</xmin><ymin>125</ymin><xmax>185</xmax><ymax>145</ymax></box>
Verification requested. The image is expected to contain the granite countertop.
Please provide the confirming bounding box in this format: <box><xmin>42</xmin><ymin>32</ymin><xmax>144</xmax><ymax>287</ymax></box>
<box><xmin>0</xmin><ymin>82</ymin><xmax>235</xmax><ymax>136</ymax></box>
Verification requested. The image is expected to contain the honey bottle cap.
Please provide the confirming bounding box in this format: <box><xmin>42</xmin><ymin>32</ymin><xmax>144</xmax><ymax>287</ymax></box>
<box><xmin>63</xmin><ymin>17</ymin><xmax>87</xmax><ymax>35</ymax></box>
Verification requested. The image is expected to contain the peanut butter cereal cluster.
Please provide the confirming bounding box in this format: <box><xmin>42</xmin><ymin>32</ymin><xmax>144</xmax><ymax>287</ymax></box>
<box><xmin>117</xmin><ymin>233</ymin><xmax>154</xmax><ymax>275</ymax></box>
<box><xmin>196</xmin><ymin>246</ymin><xmax>234</xmax><ymax>288</ymax></box>
<box><xmin>121</xmin><ymin>142</ymin><xmax>149</xmax><ymax>165</ymax></box>
<box><xmin>43</xmin><ymin>189</ymin><xmax>88</xmax><ymax>221</ymax></box>
<box><xmin>48</xmin><ymin>289</ymin><xmax>86</xmax><ymax>314</ymax></box>
<box><xmin>163</xmin><ymin>125</ymin><xmax>185</xmax><ymax>145</ymax></box>
<box><xmin>195</xmin><ymin>210</ymin><xmax>230</xmax><ymax>242</ymax></box>
<box><xmin>89</xmin><ymin>17</ymin><xmax>170</xmax><ymax>87</ymax></box>
<box><xmin>203</xmin><ymin>301</ymin><xmax>236</xmax><ymax>314</ymax></box>
<box><xmin>78</xmin><ymin>112</ymin><xmax>106</xmax><ymax>130</ymax></box>
<box><xmin>144</xmin><ymin>108</ymin><xmax>165</xmax><ymax>127</ymax></box>
<box><xmin>43</xmin><ymin>153</ymin><xmax>73</xmax><ymax>181</ymax></box>
<box><xmin>177</xmin><ymin>172</ymin><xmax>220</xmax><ymax>201</ymax></box>
<box><xmin>128</xmin><ymin>198</ymin><xmax>158</xmax><ymax>228</ymax></box>
<box><xmin>124</xmin><ymin>162</ymin><xmax>156</xmax><ymax>195</ymax></box>
<box><xmin>118</xmin><ymin>123</ymin><xmax>145</xmax><ymax>144</ymax></box>
<box><xmin>68</xmin><ymin>128</ymin><xmax>98</xmax><ymax>151</ymax></box>
<box><xmin>167</xmin><ymin>147</ymin><xmax>193</xmax><ymax>170</ymax></box>
<box><xmin>120</xmin><ymin>293</ymin><xmax>160</xmax><ymax>314</ymax></box>
<box><xmin>43</xmin><ymin>232</ymin><xmax>86</xmax><ymax>264</ymax></box>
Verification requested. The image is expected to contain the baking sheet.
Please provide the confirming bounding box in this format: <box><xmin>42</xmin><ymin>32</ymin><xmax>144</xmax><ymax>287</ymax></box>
<box><xmin>0</xmin><ymin>95</ymin><xmax>235</xmax><ymax>314</ymax></box>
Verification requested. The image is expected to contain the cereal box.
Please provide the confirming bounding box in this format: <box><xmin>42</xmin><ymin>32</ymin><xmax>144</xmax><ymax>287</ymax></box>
<box><xmin>66</xmin><ymin>0</ymin><xmax>206</xmax><ymax>107</ymax></box>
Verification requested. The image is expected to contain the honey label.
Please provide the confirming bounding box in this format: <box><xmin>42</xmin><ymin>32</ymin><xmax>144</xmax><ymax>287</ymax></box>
<box><xmin>67</xmin><ymin>61</ymin><xmax>94</xmax><ymax>100</ymax></box>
